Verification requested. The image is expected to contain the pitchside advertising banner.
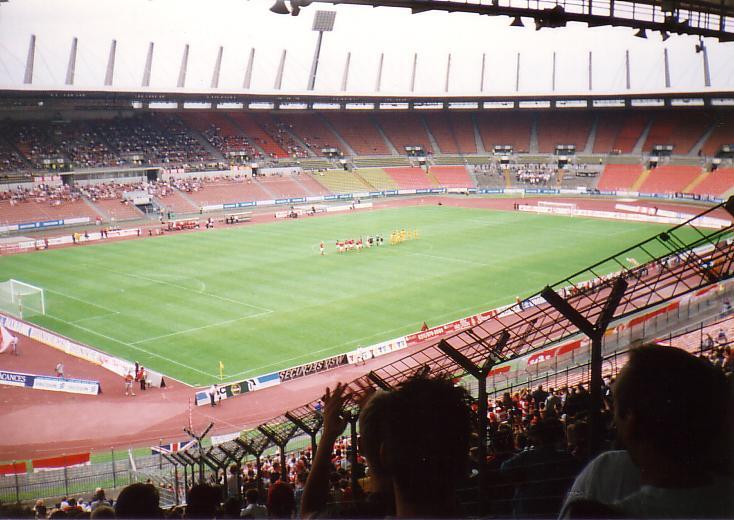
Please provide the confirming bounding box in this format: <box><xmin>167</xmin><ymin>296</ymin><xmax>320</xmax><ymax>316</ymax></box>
<box><xmin>279</xmin><ymin>353</ymin><xmax>349</xmax><ymax>382</ymax></box>
<box><xmin>0</xmin><ymin>369</ymin><xmax>99</xmax><ymax>395</ymax></box>
<box><xmin>194</xmin><ymin>354</ymin><xmax>349</xmax><ymax>406</ymax></box>
<box><xmin>0</xmin><ymin>313</ymin><xmax>165</xmax><ymax>387</ymax></box>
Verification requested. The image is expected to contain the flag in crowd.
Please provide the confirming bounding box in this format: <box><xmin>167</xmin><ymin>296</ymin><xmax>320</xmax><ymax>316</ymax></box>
<box><xmin>150</xmin><ymin>440</ymin><xmax>196</xmax><ymax>455</ymax></box>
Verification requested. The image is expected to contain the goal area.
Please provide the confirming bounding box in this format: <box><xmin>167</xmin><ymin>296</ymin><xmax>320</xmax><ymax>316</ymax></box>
<box><xmin>0</xmin><ymin>279</ymin><xmax>46</xmax><ymax>319</ymax></box>
<box><xmin>537</xmin><ymin>200</ymin><xmax>578</xmax><ymax>216</ymax></box>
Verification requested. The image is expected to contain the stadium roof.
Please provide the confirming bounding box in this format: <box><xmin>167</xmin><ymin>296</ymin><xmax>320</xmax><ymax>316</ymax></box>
<box><xmin>1</xmin><ymin>0</ymin><xmax>733</xmax><ymax>96</ymax></box>
<box><xmin>292</xmin><ymin>0</ymin><xmax>734</xmax><ymax>40</ymax></box>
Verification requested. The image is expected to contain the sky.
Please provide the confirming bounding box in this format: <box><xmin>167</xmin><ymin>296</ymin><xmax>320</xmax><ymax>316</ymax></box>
<box><xmin>0</xmin><ymin>0</ymin><xmax>733</xmax><ymax>96</ymax></box>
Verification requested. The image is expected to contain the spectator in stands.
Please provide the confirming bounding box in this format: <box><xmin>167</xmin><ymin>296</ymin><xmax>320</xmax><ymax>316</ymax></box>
<box><xmin>227</xmin><ymin>464</ymin><xmax>241</xmax><ymax>499</ymax></box>
<box><xmin>221</xmin><ymin>497</ymin><xmax>242</xmax><ymax>519</ymax></box>
<box><xmin>559</xmin><ymin>449</ymin><xmax>640</xmax><ymax>518</ymax></box>
<box><xmin>90</xmin><ymin>488</ymin><xmax>111</xmax><ymax>511</ymax></box>
<box><xmin>544</xmin><ymin>387</ymin><xmax>562</xmax><ymax>417</ymax></box>
<box><xmin>565</xmin><ymin>345</ymin><xmax>733</xmax><ymax>518</ymax></box>
<box><xmin>531</xmin><ymin>384</ymin><xmax>549</xmax><ymax>410</ymax></box>
<box><xmin>267</xmin><ymin>474</ymin><xmax>295</xmax><ymax>518</ymax></box>
<box><xmin>701</xmin><ymin>333</ymin><xmax>715</xmax><ymax>353</ymax></box>
<box><xmin>302</xmin><ymin>373</ymin><xmax>473</xmax><ymax>518</ymax></box>
<box><xmin>186</xmin><ymin>483</ymin><xmax>221</xmax><ymax>518</ymax></box>
<box><xmin>717</xmin><ymin>328</ymin><xmax>728</xmax><ymax>346</ymax></box>
<box><xmin>33</xmin><ymin>499</ymin><xmax>47</xmax><ymax>519</ymax></box>
<box><xmin>723</xmin><ymin>347</ymin><xmax>734</xmax><ymax>375</ymax></box>
<box><xmin>500</xmin><ymin>417</ymin><xmax>580</xmax><ymax>518</ymax></box>
<box><xmin>114</xmin><ymin>482</ymin><xmax>161</xmax><ymax>518</ymax></box>
<box><xmin>240</xmin><ymin>489</ymin><xmax>267</xmax><ymax>519</ymax></box>
<box><xmin>90</xmin><ymin>505</ymin><xmax>115</xmax><ymax>519</ymax></box>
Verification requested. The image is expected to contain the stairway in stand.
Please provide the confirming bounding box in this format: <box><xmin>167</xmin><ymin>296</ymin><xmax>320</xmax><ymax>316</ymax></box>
<box><xmin>504</xmin><ymin>169</ymin><xmax>512</xmax><ymax>189</ymax></box>
<box><xmin>426</xmin><ymin>168</ymin><xmax>441</xmax><ymax>187</ymax></box>
<box><xmin>630</xmin><ymin>169</ymin><xmax>651</xmax><ymax>191</ymax></box>
<box><xmin>682</xmin><ymin>171</ymin><xmax>709</xmax><ymax>194</ymax></box>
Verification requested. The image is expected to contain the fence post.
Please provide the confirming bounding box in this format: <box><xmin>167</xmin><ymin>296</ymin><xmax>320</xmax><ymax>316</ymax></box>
<box><xmin>174</xmin><ymin>465</ymin><xmax>180</xmax><ymax>505</ymax></box>
<box><xmin>111</xmin><ymin>449</ymin><xmax>117</xmax><ymax>490</ymax></box>
<box><xmin>700</xmin><ymin>322</ymin><xmax>704</xmax><ymax>355</ymax></box>
<box><xmin>13</xmin><ymin>461</ymin><xmax>20</xmax><ymax>503</ymax></box>
<box><xmin>63</xmin><ymin>458</ymin><xmax>69</xmax><ymax>497</ymax></box>
<box><xmin>159</xmin><ymin>439</ymin><xmax>163</xmax><ymax>470</ymax></box>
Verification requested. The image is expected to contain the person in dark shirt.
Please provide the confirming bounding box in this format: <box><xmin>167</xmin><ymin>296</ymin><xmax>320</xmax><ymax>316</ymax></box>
<box><xmin>500</xmin><ymin>417</ymin><xmax>580</xmax><ymax>518</ymax></box>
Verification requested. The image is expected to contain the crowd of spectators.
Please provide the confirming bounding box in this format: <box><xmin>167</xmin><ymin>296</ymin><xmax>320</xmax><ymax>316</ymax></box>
<box><xmin>471</xmin><ymin>163</ymin><xmax>503</xmax><ymax>176</ymax></box>
<box><xmin>511</xmin><ymin>163</ymin><xmax>556</xmax><ymax>185</ymax></box>
<box><xmin>1</xmin><ymin>116</ymin><xmax>221</xmax><ymax>173</ymax></box>
<box><xmin>94</xmin><ymin>115</ymin><xmax>215</xmax><ymax>169</ymax></box>
<box><xmin>0</xmin><ymin>184</ymin><xmax>81</xmax><ymax>206</ymax></box>
<box><xmin>59</xmin><ymin>126</ymin><xmax>119</xmax><ymax>170</ymax></box>
<box><xmin>262</xmin><ymin>122</ymin><xmax>309</xmax><ymax>159</ymax></box>
<box><xmin>5</xmin><ymin>123</ymin><xmax>66</xmax><ymax>169</ymax></box>
<box><xmin>202</xmin><ymin>125</ymin><xmax>262</xmax><ymax>162</ymax></box>
<box><xmin>0</xmin><ymin>143</ymin><xmax>28</xmax><ymax>173</ymax></box>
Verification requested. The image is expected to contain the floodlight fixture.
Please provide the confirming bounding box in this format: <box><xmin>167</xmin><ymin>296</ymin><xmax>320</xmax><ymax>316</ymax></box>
<box><xmin>661</xmin><ymin>30</ymin><xmax>670</xmax><ymax>41</ymax></box>
<box><xmin>270</xmin><ymin>0</ymin><xmax>290</xmax><ymax>14</ymax></box>
<box><xmin>634</xmin><ymin>28</ymin><xmax>648</xmax><ymax>38</ymax></box>
<box><xmin>307</xmin><ymin>10</ymin><xmax>337</xmax><ymax>90</ymax></box>
<box><xmin>510</xmin><ymin>16</ymin><xmax>524</xmax><ymax>27</ymax></box>
<box><xmin>312</xmin><ymin>10</ymin><xmax>336</xmax><ymax>32</ymax></box>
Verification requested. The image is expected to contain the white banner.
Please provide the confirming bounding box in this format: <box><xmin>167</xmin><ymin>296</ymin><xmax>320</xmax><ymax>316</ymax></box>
<box><xmin>32</xmin><ymin>376</ymin><xmax>99</xmax><ymax>395</ymax></box>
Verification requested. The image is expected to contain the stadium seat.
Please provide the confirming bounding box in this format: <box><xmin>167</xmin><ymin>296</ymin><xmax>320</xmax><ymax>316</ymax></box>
<box><xmin>384</xmin><ymin>166</ymin><xmax>437</xmax><ymax>189</ymax></box>
<box><xmin>596</xmin><ymin>164</ymin><xmax>645</xmax><ymax>191</ymax></box>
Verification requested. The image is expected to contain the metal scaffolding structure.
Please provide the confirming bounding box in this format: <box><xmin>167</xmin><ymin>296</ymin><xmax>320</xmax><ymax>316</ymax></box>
<box><xmin>274</xmin><ymin>0</ymin><xmax>734</xmax><ymax>41</ymax></box>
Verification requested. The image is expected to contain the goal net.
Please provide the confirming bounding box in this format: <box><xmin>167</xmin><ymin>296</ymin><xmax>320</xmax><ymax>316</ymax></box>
<box><xmin>537</xmin><ymin>200</ymin><xmax>578</xmax><ymax>216</ymax></box>
<box><xmin>0</xmin><ymin>279</ymin><xmax>46</xmax><ymax>319</ymax></box>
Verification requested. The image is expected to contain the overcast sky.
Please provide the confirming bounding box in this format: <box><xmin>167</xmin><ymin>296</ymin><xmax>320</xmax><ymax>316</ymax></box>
<box><xmin>0</xmin><ymin>0</ymin><xmax>733</xmax><ymax>96</ymax></box>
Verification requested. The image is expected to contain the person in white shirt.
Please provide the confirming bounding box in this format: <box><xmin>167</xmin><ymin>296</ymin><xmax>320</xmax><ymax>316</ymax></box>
<box><xmin>562</xmin><ymin>345</ymin><xmax>733</xmax><ymax>518</ymax></box>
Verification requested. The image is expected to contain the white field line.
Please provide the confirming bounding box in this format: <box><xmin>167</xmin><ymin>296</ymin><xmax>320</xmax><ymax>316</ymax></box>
<box><xmin>124</xmin><ymin>271</ymin><xmax>274</xmax><ymax>313</ymax></box>
<box><xmin>70</xmin><ymin>311</ymin><xmax>121</xmax><ymax>324</ymax></box>
<box><xmin>130</xmin><ymin>310</ymin><xmax>272</xmax><ymax>345</ymax></box>
<box><xmin>104</xmin><ymin>269</ymin><xmax>274</xmax><ymax>314</ymax></box>
<box><xmin>44</xmin><ymin>314</ymin><xmax>218</xmax><ymax>379</ymax></box>
<box><xmin>46</xmin><ymin>288</ymin><xmax>119</xmax><ymax>315</ymax></box>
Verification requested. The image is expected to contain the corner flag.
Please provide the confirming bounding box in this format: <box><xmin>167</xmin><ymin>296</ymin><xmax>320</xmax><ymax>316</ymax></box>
<box><xmin>219</xmin><ymin>361</ymin><xmax>224</xmax><ymax>381</ymax></box>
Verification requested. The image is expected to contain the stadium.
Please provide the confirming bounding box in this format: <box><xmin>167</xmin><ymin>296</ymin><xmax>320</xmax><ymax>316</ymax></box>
<box><xmin>0</xmin><ymin>0</ymin><xmax>733</xmax><ymax>516</ymax></box>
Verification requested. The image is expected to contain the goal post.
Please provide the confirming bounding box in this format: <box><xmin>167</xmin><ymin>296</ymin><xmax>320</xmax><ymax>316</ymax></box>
<box><xmin>537</xmin><ymin>200</ymin><xmax>578</xmax><ymax>216</ymax></box>
<box><xmin>0</xmin><ymin>279</ymin><xmax>45</xmax><ymax>319</ymax></box>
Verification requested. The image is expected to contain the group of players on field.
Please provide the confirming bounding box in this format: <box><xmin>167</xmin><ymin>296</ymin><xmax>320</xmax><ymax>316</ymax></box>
<box><xmin>319</xmin><ymin>229</ymin><xmax>419</xmax><ymax>255</ymax></box>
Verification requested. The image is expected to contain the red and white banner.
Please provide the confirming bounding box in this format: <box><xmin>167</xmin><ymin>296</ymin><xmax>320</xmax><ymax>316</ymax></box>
<box><xmin>0</xmin><ymin>461</ymin><xmax>27</xmax><ymax>476</ymax></box>
<box><xmin>405</xmin><ymin>307</ymin><xmax>506</xmax><ymax>347</ymax></box>
<box><xmin>32</xmin><ymin>453</ymin><xmax>90</xmax><ymax>472</ymax></box>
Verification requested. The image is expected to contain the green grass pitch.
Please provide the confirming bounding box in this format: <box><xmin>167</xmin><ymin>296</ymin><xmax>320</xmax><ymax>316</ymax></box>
<box><xmin>0</xmin><ymin>205</ymin><xmax>694</xmax><ymax>386</ymax></box>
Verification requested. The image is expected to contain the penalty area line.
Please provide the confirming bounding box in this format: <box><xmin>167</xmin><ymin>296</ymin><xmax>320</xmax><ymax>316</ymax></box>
<box><xmin>130</xmin><ymin>310</ymin><xmax>273</xmax><ymax>345</ymax></box>
<box><xmin>70</xmin><ymin>311</ymin><xmax>121</xmax><ymax>324</ymax></box>
<box><xmin>46</xmin><ymin>288</ymin><xmax>119</xmax><ymax>315</ymax></box>
<box><xmin>107</xmin><ymin>270</ymin><xmax>274</xmax><ymax>314</ymax></box>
